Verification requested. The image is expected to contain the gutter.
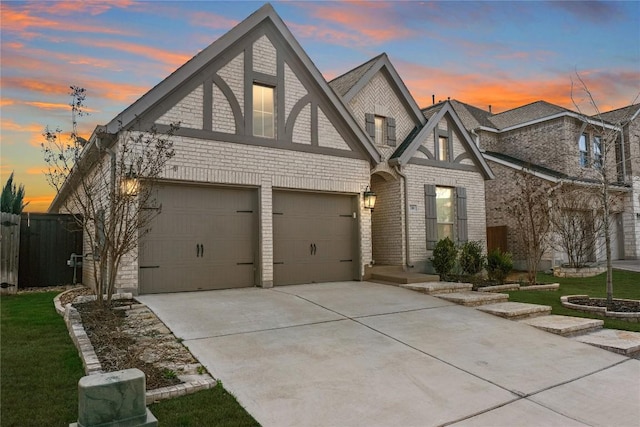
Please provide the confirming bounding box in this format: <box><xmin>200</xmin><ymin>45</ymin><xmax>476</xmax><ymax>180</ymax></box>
<box><xmin>394</xmin><ymin>165</ymin><xmax>414</xmax><ymax>269</ymax></box>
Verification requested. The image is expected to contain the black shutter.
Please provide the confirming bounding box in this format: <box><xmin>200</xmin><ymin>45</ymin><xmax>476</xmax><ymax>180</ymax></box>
<box><xmin>365</xmin><ymin>113</ymin><xmax>375</xmax><ymax>139</ymax></box>
<box><xmin>425</xmin><ymin>184</ymin><xmax>438</xmax><ymax>250</ymax></box>
<box><xmin>456</xmin><ymin>187</ymin><xmax>468</xmax><ymax>243</ymax></box>
<box><xmin>386</xmin><ymin>117</ymin><xmax>396</xmax><ymax>147</ymax></box>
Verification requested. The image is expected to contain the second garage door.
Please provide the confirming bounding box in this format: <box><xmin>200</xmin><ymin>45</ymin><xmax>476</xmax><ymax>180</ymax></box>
<box><xmin>139</xmin><ymin>184</ymin><xmax>257</xmax><ymax>294</ymax></box>
<box><xmin>273</xmin><ymin>190</ymin><xmax>358</xmax><ymax>286</ymax></box>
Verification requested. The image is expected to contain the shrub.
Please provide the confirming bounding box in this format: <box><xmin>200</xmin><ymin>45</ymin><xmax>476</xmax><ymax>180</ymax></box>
<box><xmin>431</xmin><ymin>237</ymin><xmax>458</xmax><ymax>280</ymax></box>
<box><xmin>459</xmin><ymin>241</ymin><xmax>486</xmax><ymax>276</ymax></box>
<box><xmin>486</xmin><ymin>249</ymin><xmax>513</xmax><ymax>284</ymax></box>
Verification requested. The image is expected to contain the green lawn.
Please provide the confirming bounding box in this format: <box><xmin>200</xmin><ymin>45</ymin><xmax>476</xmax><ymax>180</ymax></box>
<box><xmin>507</xmin><ymin>269</ymin><xmax>640</xmax><ymax>332</ymax></box>
<box><xmin>1</xmin><ymin>291</ymin><xmax>258</xmax><ymax>427</ymax></box>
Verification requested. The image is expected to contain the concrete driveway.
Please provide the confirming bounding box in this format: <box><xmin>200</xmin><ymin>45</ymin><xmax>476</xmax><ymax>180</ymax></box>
<box><xmin>138</xmin><ymin>281</ymin><xmax>639</xmax><ymax>427</ymax></box>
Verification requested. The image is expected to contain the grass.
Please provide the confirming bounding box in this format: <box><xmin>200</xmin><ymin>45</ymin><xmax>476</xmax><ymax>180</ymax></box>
<box><xmin>507</xmin><ymin>269</ymin><xmax>640</xmax><ymax>332</ymax></box>
<box><xmin>1</xmin><ymin>291</ymin><xmax>259</xmax><ymax>427</ymax></box>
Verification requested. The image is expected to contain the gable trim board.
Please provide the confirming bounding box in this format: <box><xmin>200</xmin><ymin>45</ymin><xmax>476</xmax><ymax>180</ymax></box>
<box><xmin>476</xmin><ymin>112</ymin><xmax>622</xmax><ymax>133</ymax></box>
<box><xmin>390</xmin><ymin>102</ymin><xmax>495</xmax><ymax>180</ymax></box>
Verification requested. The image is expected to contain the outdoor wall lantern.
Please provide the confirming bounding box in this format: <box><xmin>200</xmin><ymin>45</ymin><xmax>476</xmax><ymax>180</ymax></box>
<box><xmin>363</xmin><ymin>186</ymin><xmax>377</xmax><ymax>210</ymax></box>
<box><xmin>120</xmin><ymin>164</ymin><xmax>139</xmax><ymax>197</ymax></box>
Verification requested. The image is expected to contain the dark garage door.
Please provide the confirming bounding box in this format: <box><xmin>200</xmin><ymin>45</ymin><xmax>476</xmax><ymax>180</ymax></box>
<box><xmin>273</xmin><ymin>190</ymin><xmax>358</xmax><ymax>286</ymax></box>
<box><xmin>139</xmin><ymin>184</ymin><xmax>257</xmax><ymax>294</ymax></box>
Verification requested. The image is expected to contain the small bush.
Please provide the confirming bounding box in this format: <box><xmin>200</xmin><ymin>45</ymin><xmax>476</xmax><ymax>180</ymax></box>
<box><xmin>459</xmin><ymin>241</ymin><xmax>486</xmax><ymax>276</ymax></box>
<box><xmin>486</xmin><ymin>249</ymin><xmax>513</xmax><ymax>284</ymax></box>
<box><xmin>431</xmin><ymin>237</ymin><xmax>458</xmax><ymax>280</ymax></box>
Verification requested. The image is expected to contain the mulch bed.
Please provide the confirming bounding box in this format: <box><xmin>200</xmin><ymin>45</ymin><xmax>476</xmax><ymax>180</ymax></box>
<box><xmin>568</xmin><ymin>297</ymin><xmax>640</xmax><ymax>313</ymax></box>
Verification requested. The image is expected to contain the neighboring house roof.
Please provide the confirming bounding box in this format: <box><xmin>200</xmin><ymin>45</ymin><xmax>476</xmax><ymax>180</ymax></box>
<box><xmin>391</xmin><ymin>101</ymin><xmax>495</xmax><ymax>180</ymax></box>
<box><xmin>487</xmin><ymin>100</ymin><xmax>572</xmax><ymax>130</ymax></box>
<box><xmin>484</xmin><ymin>151</ymin><xmax>629</xmax><ymax>190</ymax></box>
<box><xmin>329</xmin><ymin>53</ymin><xmax>426</xmax><ymax>126</ymax></box>
<box><xmin>598</xmin><ymin>104</ymin><xmax>640</xmax><ymax>125</ymax></box>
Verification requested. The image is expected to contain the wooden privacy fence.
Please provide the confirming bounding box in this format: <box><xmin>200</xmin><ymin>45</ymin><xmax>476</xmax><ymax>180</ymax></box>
<box><xmin>1</xmin><ymin>212</ymin><xmax>21</xmax><ymax>294</ymax></box>
<box><xmin>18</xmin><ymin>213</ymin><xmax>83</xmax><ymax>288</ymax></box>
<box><xmin>487</xmin><ymin>225</ymin><xmax>508</xmax><ymax>253</ymax></box>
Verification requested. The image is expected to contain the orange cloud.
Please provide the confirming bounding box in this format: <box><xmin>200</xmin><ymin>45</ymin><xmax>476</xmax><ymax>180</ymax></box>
<box><xmin>22</xmin><ymin>195</ymin><xmax>54</xmax><ymax>213</ymax></box>
<box><xmin>294</xmin><ymin>2</ymin><xmax>415</xmax><ymax>45</ymax></box>
<box><xmin>72</xmin><ymin>38</ymin><xmax>192</xmax><ymax>73</ymax></box>
<box><xmin>24</xmin><ymin>101</ymin><xmax>97</xmax><ymax>113</ymax></box>
<box><xmin>0</xmin><ymin>2</ymin><xmax>134</xmax><ymax>37</ymax></box>
<box><xmin>1</xmin><ymin>77</ymin><xmax>71</xmax><ymax>97</ymax></box>
<box><xmin>1</xmin><ymin>98</ymin><xmax>16</xmax><ymax>107</ymax></box>
<box><xmin>186</xmin><ymin>10</ymin><xmax>238</xmax><ymax>30</ymax></box>
<box><xmin>23</xmin><ymin>0</ymin><xmax>133</xmax><ymax>17</ymax></box>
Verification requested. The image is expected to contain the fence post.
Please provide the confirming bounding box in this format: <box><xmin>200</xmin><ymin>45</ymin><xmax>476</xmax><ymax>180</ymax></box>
<box><xmin>1</xmin><ymin>212</ymin><xmax>21</xmax><ymax>294</ymax></box>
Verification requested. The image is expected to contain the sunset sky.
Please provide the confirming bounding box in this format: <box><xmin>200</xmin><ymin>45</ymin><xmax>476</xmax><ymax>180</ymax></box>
<box><xmin>2</xmin><ymin>0</ymin><xmax>639</xmax><ymax>212</ymax></box>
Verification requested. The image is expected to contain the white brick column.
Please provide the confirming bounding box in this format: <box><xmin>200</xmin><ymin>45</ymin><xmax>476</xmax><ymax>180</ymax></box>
<box><xmin>260</xmin><ymin>178</ymin><xmax>274</xmax><ymax>287</ymax></box>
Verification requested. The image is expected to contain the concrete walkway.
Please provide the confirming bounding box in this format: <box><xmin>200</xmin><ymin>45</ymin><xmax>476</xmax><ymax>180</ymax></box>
<box><xmin>612</xmin><ymin>259</ymin><xmax>640</xmax><ymax>273</ymax></box>
<box><xmin>138</xmin><ymin>281</ymin><xmax>639</xmax><ymax>427</ymax></box>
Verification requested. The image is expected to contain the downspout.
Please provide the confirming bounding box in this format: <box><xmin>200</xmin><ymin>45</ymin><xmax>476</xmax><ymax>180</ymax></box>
<box><xmin>394</xmin><ymin>165</ymin><xmax>414</xmax><ymax>269</ymax></box>
<box><xmin>620</xmin><ymin>128</ymin><xmax>627</xmax><ymax>183</ymax></box>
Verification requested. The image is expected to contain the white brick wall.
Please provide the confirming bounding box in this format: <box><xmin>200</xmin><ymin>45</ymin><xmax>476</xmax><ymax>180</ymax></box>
<box><xmin>212</xmin><ymin>83</ymin><xmax>236</xmax><ymax>134</ymax></box>
<box><xmin>217</xmin><ymin>53</ymin><xmax>244</xmax><ymax>116</ymax></box>
<box><xmin>404</xmin><ymin>164</ymin><xmax>487</xmax><ymax>270</ymax></box>
<box><xmin>292</xmin><ymin>104</ymin><xmax>311</xmax><ymax>144</ymax></box>
<box><xmin>371</xmin><ymin>174</ymin><xmax>403</xmax><ymax>265</ymax></box>
<box><xmin>317</xmin><ymin>107</ymin><xmax>350</xmax><ymax>150</ymax></box>
<box><xmin>253</xmin><ymin>35</ymin><xmax>277</xmax><ymax>76</ymax></box>
<box><xmin>284</xmin><ymin>62</ymin><xmax>307</xmax><ymax>122</ymax></box>
<box><xmin>349</xmin><ymin>71</ymin><xmax>415</xmax><ymax>144</ymax></box>
<box><xmin>157</xmin><ymin>85</ymin><xmax>203</xmax><ymax>128</ymax></box>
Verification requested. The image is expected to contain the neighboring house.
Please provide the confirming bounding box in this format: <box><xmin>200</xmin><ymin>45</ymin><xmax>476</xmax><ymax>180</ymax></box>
<box><xmin>49</xmin><ymin>4</ymin><xmax>493</xmax><ymax>294</ymax></box>
<box><xmin>431</xmin><ymin>99</ymin><xmax>638</xmax><ymax>269</ymax></box>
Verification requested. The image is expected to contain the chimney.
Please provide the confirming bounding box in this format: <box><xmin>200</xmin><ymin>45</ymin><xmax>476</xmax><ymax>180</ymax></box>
<box><xmin>489</xmin><ymin>105</ymin><xmax>492</xmax><ymax>114</ymax></box>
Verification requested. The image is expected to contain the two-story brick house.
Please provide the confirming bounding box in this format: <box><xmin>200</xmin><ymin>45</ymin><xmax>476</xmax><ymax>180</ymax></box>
<box><xmin>49</xmin><ymin>4</ymin><xmax>493</xmax><ymax>294</ymax></box>
<box><xmin>429</xmin><ymin>99</ymin><xmax>639</xmax><ymax>269</ymax></box>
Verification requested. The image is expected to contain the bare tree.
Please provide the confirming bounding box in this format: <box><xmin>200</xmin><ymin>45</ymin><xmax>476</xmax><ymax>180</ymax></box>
<box><xmin>571</xmin><ymin>73</ymin><xmax>639</xmax><ymax>307</ymax></box>
<box><xmin>502</xmin><ymin>169</ymin><xmax>554</xmax><ymax>285</ymax></box>
<box><xmin>43</xmin><ymin>86</ymin><xmax>178</xmax><ymax>306</ymax></box>
<box><xmin>549</xmin><ymin>186</ymin><xmax>603</xmax><ymax>268</ymax></box>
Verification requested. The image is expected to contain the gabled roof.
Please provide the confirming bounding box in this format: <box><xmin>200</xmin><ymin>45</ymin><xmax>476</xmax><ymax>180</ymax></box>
<box><xmin>598</xmin><ymin>103</ymin><xmax>640</xmax><ymax>125</ymax></box>
<box><xmin>423</xmin><ymin>100</ymin><xmax>493</xmax><ymax>130</ymax></box>
<box><xmin>95</xmin><ymin>3</ymin><xmax>379</xmax><ymax>163</ymax></box>
<box><xmin>329</xmin><ymin>53</ymin><xmax>426</xmax><ymax>127</ymax></box>
<box><xmin>329</xmin><ymin>55</ymin><xmax>382</xmax><ymax>98</ymax></box>
<box><xmin>390</xmin><ymin>101</ymin><xmax>494</xmax><ymax>179</ymax></box>
<box><xmin>487</xmin><ymin>101</ymin><xmax>571</xmax><ymax>130</ymax></box>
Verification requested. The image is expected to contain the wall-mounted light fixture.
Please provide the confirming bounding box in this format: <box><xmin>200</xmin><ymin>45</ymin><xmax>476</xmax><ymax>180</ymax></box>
<box><xmin>120</xmin><ymin>163</ymin><xmax>139</xmax><ymax>196</ymax></box>
<box><xmin>363</xmin><ymin>186</ymin><xmax>377</xmax><ymax>210</ymax></box>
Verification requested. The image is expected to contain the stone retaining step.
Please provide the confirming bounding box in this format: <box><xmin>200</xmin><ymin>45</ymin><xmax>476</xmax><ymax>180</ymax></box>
<box><xmin>477</xmin><ymin>284</ymin><xmax>521</xmax><ymax>292</ymax></box>
<box><xmin>434</xmin><ymin>291</ymin><xmax>509</xmax><ymax>307</ymax></box>
<box><xmin>520</xmin><ymin>315</ymin><xmax>604</xmax><ymax>337</ymax></box>
<box><xmin>400</xmin><ymin>282</ymin><xmax>472</xmax><ymax>295</ymax></box>
<box><xmin>371</xmin><ymin>272</ymin><xmax>440</xmax><ymax>284</ymax></box>
<box><xmin>477</xmin><ymin>302</ymin><xmax>552</xmax><ymax>320</ymax></box>
<box><xmin>574</xmin><ymin>329</ymin><xmax>640</xmax><ymax>357</ymax></box>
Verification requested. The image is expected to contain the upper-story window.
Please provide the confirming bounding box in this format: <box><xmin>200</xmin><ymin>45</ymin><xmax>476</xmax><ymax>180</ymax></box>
<box><xmin>374</xmin><ymin>116</ymin><xmax>385</xmax><ymax>145</ymax></box>
<box><xmin>253</xmin><ymin>84</ymin><xmax>274</xmax><ymax>138</ymax></box>
<box><xmin>592</xmin><ymin>136</ymin><xmax>602</xmax><ymax>169</ymax></box>
<box><xmin>365</xmin><ymin>113</ymin><xmax>396</xmax><ymax>147</ymax></box>
<box><xmin>579</xmin><ymin>134</ymin><xmax>589</xmax><ymax>167</ymax></box>
<box><xmin>438</xmin><ymin>135</ymin><xmax>450</xmax><ymax>161</ymax></box>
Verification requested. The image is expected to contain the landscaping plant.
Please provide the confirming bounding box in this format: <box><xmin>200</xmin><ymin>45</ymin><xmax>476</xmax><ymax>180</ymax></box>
<box><xmin>431</xmin><ymin>237</ymin><xmax>458</xmax><ymax>280</ymax></box>
<box><xmin>486</xmin><ymin>248</ymin><xmax>513</xmax><ymax>284</ymax></box>
<box><xmin>459</xmin><ymin>240</ymin><xmax>486</xmax><ymax>276</ymax></box>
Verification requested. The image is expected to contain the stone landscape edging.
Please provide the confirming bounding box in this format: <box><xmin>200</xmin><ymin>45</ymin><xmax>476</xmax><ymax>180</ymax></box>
<box><xmin>561</xmin><ymin>295</ymin><xmax>640</xmax><ymax>323</ymax></box>
<box><xmin>55</xmin><ymin>288</ymin><xmax>216</xmax><ymax>404</ymax></box>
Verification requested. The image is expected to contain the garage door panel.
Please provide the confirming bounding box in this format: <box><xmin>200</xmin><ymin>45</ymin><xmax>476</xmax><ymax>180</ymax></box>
<box><xmin>139</xmin><ymin>184</ymin><xmax>257</xmax><ymax>294</ymax></box>
<box><xmin>273</xmin><ymin>191</ymin><xmax>357</xmax><ymax>286</ymax></box>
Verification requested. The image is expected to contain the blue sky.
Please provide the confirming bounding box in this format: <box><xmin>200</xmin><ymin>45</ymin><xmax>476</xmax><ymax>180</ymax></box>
<box><xmin>1</xmin><ymin>0</ymin><xmax>639</xmax><ymax>211</ymax></box>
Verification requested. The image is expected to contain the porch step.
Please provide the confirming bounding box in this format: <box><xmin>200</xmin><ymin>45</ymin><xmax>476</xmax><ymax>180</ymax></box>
<box><xmin>477</xmin><ymin>302</ymin><xmax>552</xmax><ymax>320</ymax></box>
<box><xmin>520</xmin><ymin>315</ymin><xmax>604</xmax><ymax>337</ymax></box>
<box><xmin>434</xmin><ymin>291</ymin><xmax>509</xmax><ymax>307</ymax></box>
<box><xmin>573</xmin><ymin>329</ymin><xmax>640</xmax><ymax>357</ymax></box>
<box><xmin>400</xmin><ymin>282</ymin><xmax>472</xmax><ymax>295</ymax></box>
